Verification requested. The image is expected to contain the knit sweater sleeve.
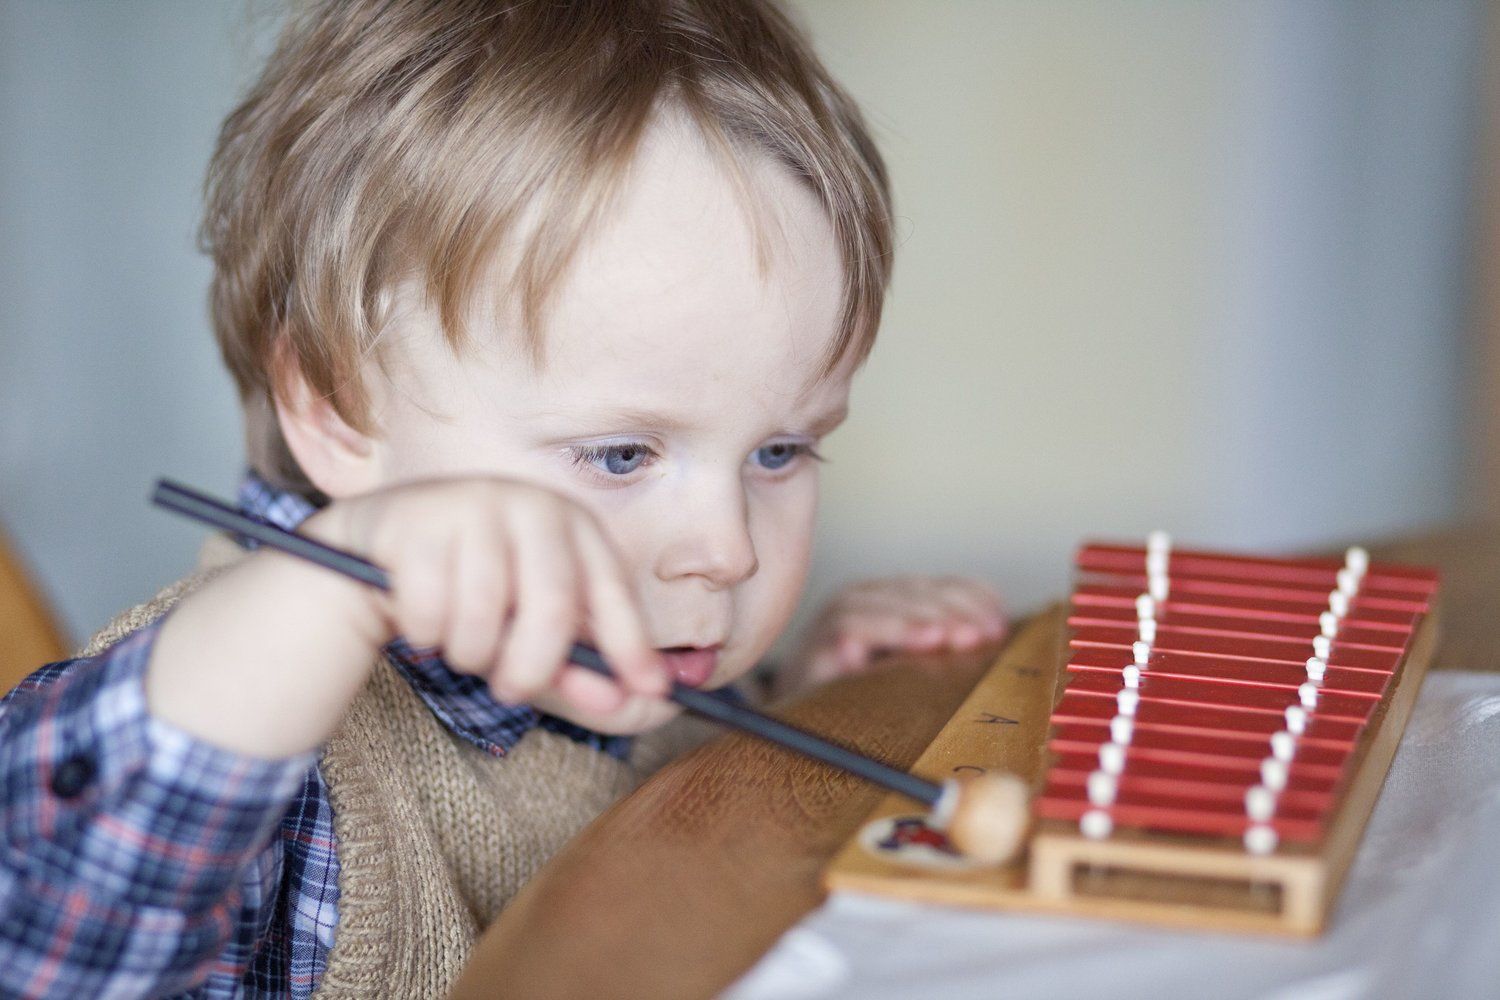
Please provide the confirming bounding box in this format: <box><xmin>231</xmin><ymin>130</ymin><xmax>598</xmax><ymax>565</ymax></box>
<box><xmin>0</xmin><ymin>619</ymin><xmax>315</xmax><ymax>996</ymax></box>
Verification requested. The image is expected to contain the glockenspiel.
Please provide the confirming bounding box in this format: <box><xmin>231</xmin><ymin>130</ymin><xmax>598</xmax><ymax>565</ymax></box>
<box><xmin>825</xmin><ymin>534</ymin><xmax>1440</xmax><ymax>935</ymax></box>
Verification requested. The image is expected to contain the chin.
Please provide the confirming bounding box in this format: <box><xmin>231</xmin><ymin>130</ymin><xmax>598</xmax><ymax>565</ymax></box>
<box><xmin>555</xmin><ymin>694</ymin><xmax>685</xmax><ymax>735</ymax></box>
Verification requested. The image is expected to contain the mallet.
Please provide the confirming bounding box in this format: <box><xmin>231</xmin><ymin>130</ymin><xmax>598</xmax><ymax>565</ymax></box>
<box><xmin>151</xmin><ymin>478</ymin><xmax>1029</xmax><ymax>864</ymax></box>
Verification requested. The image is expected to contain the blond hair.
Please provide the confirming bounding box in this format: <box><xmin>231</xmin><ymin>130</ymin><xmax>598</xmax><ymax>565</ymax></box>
<box><xmin>202</xmin><ymin>0</ymin><xmax>895</xmax><ymax>498</ymax></box>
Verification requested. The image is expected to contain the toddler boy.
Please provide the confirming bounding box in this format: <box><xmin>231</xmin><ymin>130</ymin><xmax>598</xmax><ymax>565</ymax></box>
<box><xmin>0</xmin><ymin>1</ymin><xmax>1005</xmax><ymax>996</ymax></box>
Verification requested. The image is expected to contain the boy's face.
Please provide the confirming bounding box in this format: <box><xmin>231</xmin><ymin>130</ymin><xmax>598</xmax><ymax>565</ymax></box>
<box><xmin>360</xmin><ymin>115</ymin><xmax>854</xmax><ymax>732</ymax></box>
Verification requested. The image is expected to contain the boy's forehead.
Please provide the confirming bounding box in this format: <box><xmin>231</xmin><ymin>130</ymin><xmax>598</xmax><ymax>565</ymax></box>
<box><xmin>504</xmin><ymin>114</ymin><xmax>845</xmax><ymax>405</ymax></box>
<box><xmin>385</xmin><ymin>114</ymin><xmax>849</xmax><ymax>425</ymax></box>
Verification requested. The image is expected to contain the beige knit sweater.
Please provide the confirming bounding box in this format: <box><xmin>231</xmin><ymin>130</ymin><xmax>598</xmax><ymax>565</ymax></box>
<box><xmin>81</xmin><ymin>534</ymin><xmax>714</xmax><ymax>998</ymax></box>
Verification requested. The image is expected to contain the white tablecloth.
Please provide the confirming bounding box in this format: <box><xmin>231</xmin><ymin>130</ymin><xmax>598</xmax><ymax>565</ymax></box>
<box><xmin>727</xmin><ymin>673</ymin><xmax>1500</xmax><ymax>1000</ymax></box>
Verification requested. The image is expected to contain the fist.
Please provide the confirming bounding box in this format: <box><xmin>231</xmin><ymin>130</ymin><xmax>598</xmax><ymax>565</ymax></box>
<box><xmin>777</xmin><ymin>574</ymin><xmax>1006</xmax><ymax>698</ymax></box>
<box><xmin>305</xmin><ymin>476</ymin><xmax>670</xmax><ymax>721</ymax></box>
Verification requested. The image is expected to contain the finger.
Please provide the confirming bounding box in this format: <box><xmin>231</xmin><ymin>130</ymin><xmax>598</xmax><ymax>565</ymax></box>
<box><xmin>492</xmin><ymin>511</ymin><xmax>581</xmax><ymax>702</ymax></box>
<box><xmin>931</xmin><ymin>577</ymin><xmax>1008</xmax><ymax>637</ymax></box>
<box><xmin>442</xmin><ymin>525</ymin><xmax>511</xmax><ymax>674</ymax></box>
<box><xmin>844</xmin><ymin>582</ymin><xmax>1002</xmax><ymax>648</ymax></box>
<box><xmin>571</xmin><ymin>514</ymin><xmax>668</xmax><ymax>697</ymax></box>
<box><xmin>826</xmin><ymin>589</ymin><xmax>950</xmax><ymax>627</ymax></box>
<box><xmin>829</xmin><ymin>583</ymin><xmax>956</xmax><ymax>615</ymax></box>
<box><xmin>391</xmin><ymin>533</ymin><xmax>453</xmax><ymax>649</ymax></box>
<box><xmin>551</xmin><ymin>665</ymin><xmax>629</xmax><ymax>717</ymax></box>
<box><xmin>827</xmin><ymin>610</ymin><xmax>943</xmax><ymax>664</ymax></box>
<box><xmin>796</xmin><ymin>644</ymin><xmax>847</xmax><ymax>686</ymax></box>
<box><xmin>829</xmin><ymin>594</ymin><xmax>956</xmax><ymax>651</ymax></box>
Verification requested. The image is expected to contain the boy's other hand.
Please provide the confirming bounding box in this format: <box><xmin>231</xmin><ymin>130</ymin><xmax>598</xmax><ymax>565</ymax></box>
<box><xmin>306</xmin><ymin>478</ymin><xmax>670</xmax><ymax>717</ymax></box>
<box><xmin>775</xmin><ymin>574</ymin><xmax>1006</xmax><ymax>700</ymax></box>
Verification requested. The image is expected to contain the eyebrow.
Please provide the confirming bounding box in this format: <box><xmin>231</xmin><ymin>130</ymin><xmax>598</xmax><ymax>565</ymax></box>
<box><xmin>545</xmin><ymin>402</ymin><xmax>849</xmax><ymax>437</ymax></box>
<box><xmin>804</xmin><ymin>403</ymin><xmax>850</xmax><ymax>436</ymax></box>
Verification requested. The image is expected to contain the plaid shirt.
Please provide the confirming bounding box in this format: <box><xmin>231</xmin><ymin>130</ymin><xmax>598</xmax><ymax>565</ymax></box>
<box><xmin>0</xmin><ymin>473</ymin><xmax>632</xmax><ymax>998</ymax></box>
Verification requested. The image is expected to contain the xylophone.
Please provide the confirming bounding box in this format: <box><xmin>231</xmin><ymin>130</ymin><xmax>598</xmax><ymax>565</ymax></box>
<box><xmin>825</xmin><ymin>534</ymin><xmax>1440</xmax><ymax>935</ymax></box>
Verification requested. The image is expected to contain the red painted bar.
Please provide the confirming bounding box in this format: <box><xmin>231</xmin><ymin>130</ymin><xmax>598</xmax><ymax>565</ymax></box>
<box><xmin>1071</xmin><ymin>583</ymin><xmax>1421</xmax><ymax>631</ymax></box>
<box><xmin>1048</xmin><ymin>751</ymin><xmax>1339</xmax><ymax>796</ymax></box>
<box><xmin>1059</xmin><ymin>778</ymin><xmax>1333</xmax><ymax>818</ymax></box>
<box><xmin>1048</xmin><ymin>720</ymin><xmax>1355</xmax><ymax>762</ymax></box>
<box><xmin>1066</xmin><ymin>671</ymin><xmax>1376</xmax><ymax>721</ymax></box>
<box><xmin>1070</xmin><ymin>627</ymin><xmax>1401</xmax><ymax>674</ymax></box>
<box><xmin>1044</xmin><ymin>776</ymin><xmax>1335</xmax><ymax>823</ymax></box>
<box><xmin>1048</xmin><ymin>739</ymin><xmax>1347</xmax><ymax>787</ymax></box>
<box><xmin>1066</xmin><ymin>649</ymin><xmax>1389</xmax><ymax>697</ymax></box>
<box><xmin>1076</xmin><ymin>572</ymin><xmax>1431</xmax><ymax>614</ymax></box>
<box><xmin>1067</xmin><ymin>605</ymin><xmax>1409</xmax><ymax>653</ymax></box>
<box><xmin>1051</xmin><ymin>692</ymin><xmax>1365</xmax><ymax>743</ymax></box>
<box><xmin>1076</xmin><ymin>544</ymin><xmax>1439</xmax><ymax>595</ymax></box>
<box><xmin>1035</xmin><ymin>785</ymin><xmax>1325</xmax><ymax>843</ymax></box>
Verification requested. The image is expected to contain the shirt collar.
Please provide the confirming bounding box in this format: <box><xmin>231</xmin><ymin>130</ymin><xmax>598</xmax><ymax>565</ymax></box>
<box><xmin>234</xmin><ymin>470</ymin><xmax>632</xmax><ymax>761</ymax></box>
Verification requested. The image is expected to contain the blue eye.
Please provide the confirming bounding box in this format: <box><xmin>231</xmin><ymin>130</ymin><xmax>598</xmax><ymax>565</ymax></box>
<box><xmin>570</xmin><ymin>443</ymin><xmax>653</xmax><ymax>477</ymax></box>
<box><xmin>568</xmin><ymin>440</ymin><xmax>826</xmax><ymax>482</ymax></box>
<box><xmin>755</xmin><ymin>442</ymin><xmax>824</xmax><ymax>471</ymax></box>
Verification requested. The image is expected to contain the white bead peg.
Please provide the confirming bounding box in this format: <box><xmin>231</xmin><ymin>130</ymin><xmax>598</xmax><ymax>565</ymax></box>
<box><xmin>1122</xmin><ymin>664</ymin><xmax>1141</xmax><ymax>689</ymax></box>
<box><xmin>1147</xmin><ymin>529</ymin><xmax>1172</xmax><ymax>556</ymax></box>
<box><xmin>1345</xmin><ymin>546</ymin><xmax>1369</xmax><ymax>578</ymax></box>
<box><xmin>1110</xmin><ymin>714</ymin><xmax>1135</xmax><ymax>745</ymax></box>
<box><xmin>1337</xmin><ymin>568</ymin><xmax>1358</xmax><ymax>597</ymax></box>
<box><xmin>1081</xmin><ymin>809</ymin><xmax>1114</xmax><ymax>840</ymax></box>
<box><xmin>1298</xmin><ymin>681</ymin><xmax>1319</xmax><ymax>709</ymax></box>
<box><xmin>1135</xmin><ymin>593</ymin><xmax>1156</xmax><ymax>621</ymax></box>
<box><xmin>1087</xmin><ymin>770</ymin><xmax>1118</xmax><ymax>807</ymax></box>
<box><xmin>1099</xmin><ymin>741</ymin><xmax>1126</xmax><ymax>775</ymax></box>
<box><xmin>1245</xmin><ymin>784</ymin><xmax>1277</xmax><ymax>822</ymax></box>
<box><xmin>1117</xmin><ymin>688</ymin><xmax>1140</xmax><ymax>717</ymax></box>
<box><xmin>1305</xmin><ymin>657</ymin><xmax>1327</xmax><ymax>683</ymax></box>
<box><xmin>1329</xmin><ymin>590</ymin><xmax>1350</xmax><ymax>619</ymax></box>
<box><xmin>1285</xmin><ymin>704</ymin><xmax>1309</xmax><ymax>735</ymax></box>
<box><xmin>1132</xmin><ymin>640</ymin><xmax>1151</xmax><ymax>666</ymax></box>
<box><xmin>1260</xmin><ymin>757</ymin><xmax>1289</xmax><ymax>792</ymax></box>
<box><xmin>1149</xmin><ymin>575</ymin><xmax>1168</xmax><ymax>602</ymax></box>
<box><xmin>1319</xmin><ymin>611</ymin><xmax>1339</xmax><ymax>638</ymax></box>
<box><xmin>1146</xmin><ymin>551</ymin><xmax>1169</xmax><ymax>577</ymax></box>
<box><xmin>1138</xmin><ymin>618</ymin><xmax>1157</xmax><ymax>644</ymax></box>
<box><xmin>1313</xmin><ymin>634</ymin><xmax>1332</xmax><ymax>661</ymax></box>
<box><xmin>1244</xmin><ymin>824</ymin><xmax>1279</xmax><ymax>855</ymax></box>
<box><xmin>1270</xmin><ymin>730</ymin><xmax>1296</xmax><ymax>762</ymax></box>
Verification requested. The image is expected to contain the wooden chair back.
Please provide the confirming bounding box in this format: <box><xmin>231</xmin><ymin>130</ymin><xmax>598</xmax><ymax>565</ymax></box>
<box><xmin>0</xmin><ymin>526</ymin><xmax>69</xmax><ymax>693</ymax></box>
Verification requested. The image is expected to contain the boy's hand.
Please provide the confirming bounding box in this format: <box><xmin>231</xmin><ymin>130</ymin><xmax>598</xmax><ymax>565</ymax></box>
<box><xmin>775</xmin><ymin>574</ymin><xmax>1006</xmax><ymax>699</ymax></box>
<box><xmin>311</xmin><ymin>478</ymin><xmax>670</xmax><ymax>715</ymax></box>
<box><xmin>150</xmin><ymin>477</ymin><xmax>668</xmax><ymax>759</ymax></box>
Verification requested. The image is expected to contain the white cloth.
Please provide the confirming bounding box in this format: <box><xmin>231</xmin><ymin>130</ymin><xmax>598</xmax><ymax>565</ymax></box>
<box><xmin>727</xmin><ymin>673</ymin><xmax>1500</xmax><ymax>1000</ymax></box>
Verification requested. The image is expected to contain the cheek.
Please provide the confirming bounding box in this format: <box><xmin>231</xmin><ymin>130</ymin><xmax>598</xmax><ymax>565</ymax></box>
<box><xmin>743</xmin><ymin>475</ymin><xmax>819</xmax><ymax>645</ymax></box>
<box><xmin>372</xmin><ymin>408</ymin><xmax>490</xmax><ymax>483</ymax></box>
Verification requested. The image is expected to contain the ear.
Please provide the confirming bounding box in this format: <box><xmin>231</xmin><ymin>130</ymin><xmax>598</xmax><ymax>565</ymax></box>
<box><xmin>270</xmin><ymin>348</ymin><xmax>383</xmax><ymax>499</ymax></box>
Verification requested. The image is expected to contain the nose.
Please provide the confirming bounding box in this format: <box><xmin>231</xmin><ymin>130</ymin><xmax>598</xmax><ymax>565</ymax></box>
<box><xmin>653</xmin><ymin>478</ymin><xmax>759</xmax><ymax>590</ymax></box>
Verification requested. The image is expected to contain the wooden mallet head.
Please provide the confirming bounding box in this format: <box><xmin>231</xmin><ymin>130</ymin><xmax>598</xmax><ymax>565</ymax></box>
<box><xmin>930</xmin><ymin>772</ymin><xmax>1031</xmax><ymax>865</ymax></box>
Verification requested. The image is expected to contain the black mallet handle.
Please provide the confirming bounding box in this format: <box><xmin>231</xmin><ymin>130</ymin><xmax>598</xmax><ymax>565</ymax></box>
<box><xmin>150</xmin><ymin>478</ymin><xmax>943</xmax><ymax>807</ymax></box>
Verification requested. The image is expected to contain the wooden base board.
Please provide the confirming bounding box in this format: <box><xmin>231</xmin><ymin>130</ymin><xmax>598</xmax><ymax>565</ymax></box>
<box><xmin>824</xmin><ymin>604</ymin><xmax>1440</xmax><ymax>936</ymax></box>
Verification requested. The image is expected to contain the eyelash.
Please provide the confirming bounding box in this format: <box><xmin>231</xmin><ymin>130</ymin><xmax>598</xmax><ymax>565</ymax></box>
<box><xmin>566</xmin><ymin>441</ymin><xmax>827</xmax><ymax>482</ymax></box>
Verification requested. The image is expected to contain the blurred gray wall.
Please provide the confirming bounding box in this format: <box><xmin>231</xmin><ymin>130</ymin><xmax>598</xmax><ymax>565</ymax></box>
<box><xmin>0</xmin><ymin>1</ymin><xmax>1484</xmax><ymax>659</ymax></box>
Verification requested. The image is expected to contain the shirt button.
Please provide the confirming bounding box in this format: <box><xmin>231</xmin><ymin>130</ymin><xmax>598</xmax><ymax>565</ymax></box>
<box><xmin>50</xmin><ymin>754</ymin><xmax>95</xmax><ymax>798</ymax></box>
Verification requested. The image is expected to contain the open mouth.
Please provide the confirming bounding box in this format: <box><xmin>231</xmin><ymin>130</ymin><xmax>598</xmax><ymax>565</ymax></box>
<box><xmin>657</xmin><ymin>645</ymin><xmax>721</xmax><ymax>687</ymax></box>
